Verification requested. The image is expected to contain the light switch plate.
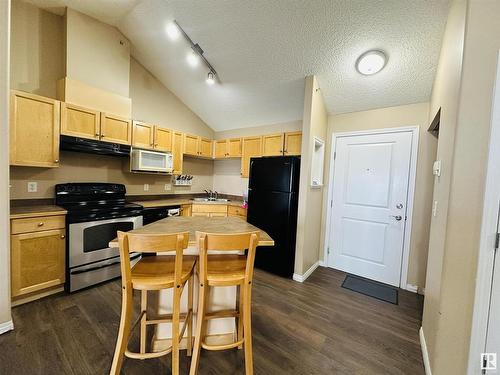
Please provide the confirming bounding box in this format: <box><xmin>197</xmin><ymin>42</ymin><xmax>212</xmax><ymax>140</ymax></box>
<box><xmin>143</xmin><ymin>184</ymin><xmax>149</xmax><ymax>192</ymax></box>
<box><xmin>27</xmin><ymin>181</ymin><xmax>37</xmax><ymax>193</ymax></box>
<box><xmin>433</xmin><ymin>160</ymin><xmax>441</xmax><ymax>177</ymax></box>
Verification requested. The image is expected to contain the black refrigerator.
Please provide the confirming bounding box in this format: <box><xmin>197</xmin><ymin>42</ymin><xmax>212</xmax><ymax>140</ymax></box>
<box><xmin>247</xmin><ymin>156</ymin><xmax>300</xmax><ymax>278</ymax></box>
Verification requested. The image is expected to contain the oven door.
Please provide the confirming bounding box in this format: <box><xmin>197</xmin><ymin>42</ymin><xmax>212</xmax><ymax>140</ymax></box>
<box><xmin>68</xmin><ymin>216</ymin><xmax>143</xmax><ymax>268</ymax></box>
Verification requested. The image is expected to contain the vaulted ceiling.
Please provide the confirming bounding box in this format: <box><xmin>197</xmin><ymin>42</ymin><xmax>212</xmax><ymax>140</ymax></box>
<box><xmin>26</xmin><ymin>0</ymin><xmax>450</xmax><ymax>131</ymax></box>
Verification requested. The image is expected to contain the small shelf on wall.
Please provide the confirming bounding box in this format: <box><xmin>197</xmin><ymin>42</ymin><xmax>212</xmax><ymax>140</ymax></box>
<box><xmin>311</xmin><ymin>136</ymin><xmax>325</xmax><ymax>188</ymax></box>
<box><xmin>428</xmin><ymin>108</ymin><xmax>441</xmax><ymax>138</ymax></box>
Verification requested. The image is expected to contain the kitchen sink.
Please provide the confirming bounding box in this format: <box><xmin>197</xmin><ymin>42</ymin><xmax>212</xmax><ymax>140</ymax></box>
<box><xmin>192</xmin><ymin>198</ymin><xmax>230</xmax><ymax>202</ymax></box>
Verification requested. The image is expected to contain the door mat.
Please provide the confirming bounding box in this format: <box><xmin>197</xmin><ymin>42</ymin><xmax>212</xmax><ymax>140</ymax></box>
<box><xmin>341</xmin><ymin>274</ymin><xmax>398</xmax><ymax>305</ymax></box>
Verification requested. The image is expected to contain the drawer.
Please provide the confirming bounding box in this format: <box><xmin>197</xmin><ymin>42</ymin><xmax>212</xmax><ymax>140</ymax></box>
<box><xmin>228</xmin><ymin>205</ymin><xmax>247</xmax><ymax>217</ymax></box>
<box><xmin>191</xmin><ymin>204</ymin><xmax>228</xmax><ymax>214</ymax></box>
<box><xmin>192</xmin><ymin>212</ymin><xmax>210</xmax><ymax>217</ymax></box>
<box><xmin>209</xmin><ymin>212</ymin><xmax>227</xmax><ymax>217</ymax></box>
<box><xmin>11</xmin><ymin>215</ymin><xmax>66</xmax><ymax>235</ymax></box>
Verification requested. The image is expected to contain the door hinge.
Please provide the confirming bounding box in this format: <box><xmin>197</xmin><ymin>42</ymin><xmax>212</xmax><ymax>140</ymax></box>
<box><xmin>495</xmin><ymin>232</ymin><xmax>500</xmax><ymax>250</ymax></box>
<box><xmin>327</xmin><ymin>247</ymin><xmax>330</xmax><ymax>255</ymax></box>
<box><xmin>330</xmin><ymin>200</ymin><xmax>333</xmax><ymax>208</ymax></box>
<box><xmin>334</xmin><ymin>151</ymin><xmax>336</xmax><ymax>160</ymax></box>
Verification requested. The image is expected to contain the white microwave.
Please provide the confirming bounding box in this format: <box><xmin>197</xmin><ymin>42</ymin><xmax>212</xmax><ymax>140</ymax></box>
<box><xmin>130</xmin><ymin>148</ymin><xmax>173</xmax><ymax>173</ymax></box>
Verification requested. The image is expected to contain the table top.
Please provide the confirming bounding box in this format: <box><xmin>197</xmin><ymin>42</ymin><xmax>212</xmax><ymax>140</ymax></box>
<box><xmin>108</xmin><ymin>216</ymin><xmax>274</xmax><ymax>248</ymax></box>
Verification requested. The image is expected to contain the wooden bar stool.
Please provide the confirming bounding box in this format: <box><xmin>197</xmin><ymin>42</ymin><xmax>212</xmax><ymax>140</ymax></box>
<box><xmin>190</xmin><ymin>231</ymin><xmax>260</xmax><ymax>375</ymax></box>
<box><xmin>110</xmin><ymin>231</ymin><xmax>196</xmax><ymax>375</ymax></box>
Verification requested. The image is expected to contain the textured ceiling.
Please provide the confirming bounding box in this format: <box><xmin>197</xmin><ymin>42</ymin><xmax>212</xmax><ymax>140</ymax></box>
<box><xmin>27</xmin><ymin>0</ymin><xmax>450</xmax><ymax>131</ymax></box>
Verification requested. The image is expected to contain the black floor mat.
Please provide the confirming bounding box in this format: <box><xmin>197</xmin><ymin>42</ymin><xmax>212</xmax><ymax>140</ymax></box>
<box><xmin>341</xmin><ymin>274</ymin><xmax>398</xmax><ymax>304</ymax></box>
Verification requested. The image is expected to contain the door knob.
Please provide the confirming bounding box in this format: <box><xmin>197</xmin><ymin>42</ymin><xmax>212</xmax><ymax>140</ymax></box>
<box><xmin>396</xmin><ymin>203</ymin><xmax>404</xmax><ymax>209</ymax></box>
<box><xmin>391</xmin><ymin>215</ymin><xmax>403</xmax><ymax>221</ymax></box>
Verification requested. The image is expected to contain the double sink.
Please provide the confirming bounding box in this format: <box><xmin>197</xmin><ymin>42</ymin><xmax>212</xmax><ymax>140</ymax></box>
<box><xmin>191</xmin><ymin>198</ymin><xmax>230</xmax><ymax>203</ymax></box>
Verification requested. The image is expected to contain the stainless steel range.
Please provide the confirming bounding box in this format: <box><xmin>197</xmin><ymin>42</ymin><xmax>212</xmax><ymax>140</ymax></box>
<box><xmin>55</xmin><ymin>183</ymin><xmax>143</xmax><ymax>292</ymax></box>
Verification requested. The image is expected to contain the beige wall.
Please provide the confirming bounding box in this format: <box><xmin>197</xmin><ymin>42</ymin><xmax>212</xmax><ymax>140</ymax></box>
<box><xmin>10</xmin><ymin>0</ymin><xmax>64</xmax><ymax>98</ymax></box>
<box><xmin>65</xmin><ymin>8</ymin><xmax>130</xmax><ymax>97</ymax></box>
<box><xmin>294</xmin><ymin>76</ymin><xmax>328</xmax><ymax>275</ymax></box>
<box><xmin>130</xmin><ymin>57</ymin><xmax>214</xmax><ymax>139</ymax></box>
<box><xmin>423</xmin><ymin>0</ymin><xmax>500</xmax><ymax>373</ymax></box>
<box><xmin>420</xmin><ymin>0</ymin><xmax>467</xmax><ymax>371</ymax></box>
<box><xmin>1</xmin><ymin>0</ymin><xmax>12</xmax><ymax>329</ymax></box>
<box><xmin>326</xmin><ymin>102</ymin><xmax>434</xmax><ymax>290</ymax></box>
<box><xmin>212</xmin><ymin>120</ymin><xmax>302</xmax><ymax>196</ymax></box>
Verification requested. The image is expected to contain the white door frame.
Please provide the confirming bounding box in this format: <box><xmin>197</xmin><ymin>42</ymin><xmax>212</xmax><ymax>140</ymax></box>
<box><xmin>467</xmin><ymin>51</ymin><xmax>500</xmax><ymax>375</ymax></box>
<box><xmin>323</xmin><ymin>126</ymin><xmax>419</xmax><ymax>291</ymax></box>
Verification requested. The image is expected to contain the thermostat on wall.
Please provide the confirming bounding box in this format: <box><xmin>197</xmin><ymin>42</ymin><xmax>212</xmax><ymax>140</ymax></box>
<box><xmin>433</xmin><ymin>160</ymin><xmax>441</xmax><ymax>177</ymax></box>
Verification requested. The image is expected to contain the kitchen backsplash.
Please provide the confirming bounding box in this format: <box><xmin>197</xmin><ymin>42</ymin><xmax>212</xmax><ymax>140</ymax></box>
<box><xmin>9</xmin><ymin>151</ymin><xmax>214</xmax><ymax>199</ymax></box>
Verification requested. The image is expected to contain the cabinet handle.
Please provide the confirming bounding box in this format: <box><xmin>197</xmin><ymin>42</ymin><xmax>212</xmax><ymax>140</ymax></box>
<box><xmin>95</xmin><ymin>133</ymin><xmax>99</xmax><ymax>137</ymax></box>
<box><xmin>101</xmin><ymin>134</ymin><xmax>105</xmax><ymax>137</ymax></box>
<box><xmin>61</xmin><ymin>235</ymin><xmax>66</xmax><ymax>239</ymax></box>
<box><xmin>54</xmin><ymin>159</ymin><xmax>59</xmax><ymax>163</ymax></box>
<box><xmin>38</xmin><ymin>222</ymin><xmax>44</xmax><ymax>227</ymax></box>
<box><xmin>155</xmin><ymin>144</ymin><xmax>158</xmax><ymax>147</ymax></box>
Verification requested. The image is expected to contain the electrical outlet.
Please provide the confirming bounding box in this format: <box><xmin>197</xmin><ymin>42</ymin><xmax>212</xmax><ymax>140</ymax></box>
<box><xmin>164</xmin><ymin>184</ymin><xmax>172</xmax><ymax>191</ymax></box>
<box><xmin>143</xmin><ymin>184</ymin><xmax>149</xmax><ymax>192</ymax></box>
<box><xmin>27</xmin><ymin>181</ymin><xmax>38</xmax><ymax>193</ymax></box>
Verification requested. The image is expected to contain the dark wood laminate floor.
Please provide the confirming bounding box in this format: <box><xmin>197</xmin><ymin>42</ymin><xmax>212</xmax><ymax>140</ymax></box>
<box><xmin>0</xmin><ymin>267</ymin><xmax>424</xmax><ymax>375</ymax></box>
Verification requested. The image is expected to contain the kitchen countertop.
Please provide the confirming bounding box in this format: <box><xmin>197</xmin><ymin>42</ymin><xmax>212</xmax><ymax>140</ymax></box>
<box><xmin>132</xmin><ymin>198</ymin><xmax>246</xmax><ymax>209</ymax></box>
<box><xmin>10</xmin><ymin>205</ymin><xmax>67</xmax><ymax>219</ymax></box>
<box><xmin>109</xmin><ymin>216</ymin><xmax>273</xmax><ymax>247</ymax></box>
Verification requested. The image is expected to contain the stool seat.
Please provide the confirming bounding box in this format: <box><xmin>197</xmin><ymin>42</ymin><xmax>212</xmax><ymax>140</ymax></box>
<box><xmin>207</xmin><ymin>255</ymin><xmax>246</xmax><ymax>285</ymax></box>
<box><xmin>132</xmin><ymin>255</ymin><xmax>197</xmax><ymax>290</ymax></box>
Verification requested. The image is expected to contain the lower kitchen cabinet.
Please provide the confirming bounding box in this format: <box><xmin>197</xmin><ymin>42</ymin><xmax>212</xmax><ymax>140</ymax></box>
<box><xmin>228</xmin><ymin>205</ymin><xmax>247</xmax><ymax>220</ymax></box>
<box><xmin>191</xmin><ymin>204</ymin><xmax>228</xmax><ymax>217</ymax></box>
<box><xmin>10</xmin><ymin>214</ymin><xmax>66</xmax><ymax>305</ymax></box>
<box><xmin>181</xmin><ymin>204</ymin><xmax>192</xmax><ymax>217</ymax></box>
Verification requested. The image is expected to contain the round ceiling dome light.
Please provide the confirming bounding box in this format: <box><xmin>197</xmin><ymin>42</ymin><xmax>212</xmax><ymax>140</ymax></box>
<box><xmin>356</xmin><ymin>50</ymin><xmax>387</xmax><ymax>75</ymax></box>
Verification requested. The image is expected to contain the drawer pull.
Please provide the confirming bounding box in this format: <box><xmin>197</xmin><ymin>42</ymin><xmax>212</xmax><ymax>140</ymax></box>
<box><xmin>61</xmin><ymin>235</ymin><xmax>66</xmax><ymax>239</ymax></box>
<box><xmin>38</xmin><ymin>222</ymin><xmax>44</xmax><ymax>227</ymax></box>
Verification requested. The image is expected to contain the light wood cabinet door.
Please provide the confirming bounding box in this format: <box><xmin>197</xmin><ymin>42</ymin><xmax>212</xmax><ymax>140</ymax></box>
<box><xmin>172</xmin><ymin>131</ymin><xmax>184</xmax><ymax>174</ymax></box>
<box><xmin>262</xmin><ymin>133</ymin><xmax>285</xmax><ymax>156</ymax></box>
<box><xmin>60</xmin><ymin>103</ymin><xmax>100</xmax><ymax>140</ymax></box>
<box><xmin>214</xmin><ymin>139</ymin><xmax>228</xmax><ymax>159</ymax></box>
<box><xmin>132</xmin><ymin>121</ymin><xmax>154</xmax><ymax>150</ymax></box>
<box><xmin>10</xmin><ymin>90</ymin><xmax>60</xmax><ymax>168</ymax></box>
<box><xmin>154</xmin><ymin>127</ymin><xmax>172</xmax><ymax>152</ymax></box>
<box><xmin>184</xmin><ymin>134</ymin><xmax>199</xmax><ymax>156</ymax></box>
<box><xmin>241</xmin><ymin>136</ymin><xmax>262</xmax><ymax>178</ymax></box>
<box><xmin>284</xmin><ymin>131</ymin><xmax>302</xmax><ymax>155</ymax></box>
<box><xmin>199</xmin><ymin>137</ymin><xmax>213</xmax><ymax>158</ymax></box>
<box><xmin>100</xmin><ymin>113</ymin><xmax>132</xmax><ymax>145</ymax></box>
<box><xmin>228</xmin><ymin>138</ymin><xmax>242</xmax><ymax>157</ymax></box>
<box><xmin>11</xmin><ymin>229</ymin><xmax>65</xmax><ymax>298</ymax></box>
<box><xmin>181</xmin><ymin>204</ymin><xmax>192</xmax><ymax>217</ymax></box>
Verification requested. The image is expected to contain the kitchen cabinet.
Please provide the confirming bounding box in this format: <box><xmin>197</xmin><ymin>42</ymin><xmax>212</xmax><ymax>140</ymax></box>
<box><xmin>284</xmin><ymin>131</ymin><xmax>302</xmax><ymax>155</ymax></box>
<box><xmin>132</xmin><ymin>122</ymin><xmax>173</xmax><ymax>152</ymax></box>
<box><xmin>172</xmin><ymin>131</ymin><xmax>184</xmax><ymax>175</ymax></box>
<box><xmin>100</xmin><ymin>113</ymin><xmax>132</xmax><ymax>145</ymax></box>
<box><xmin>61</xmin><ymin>102</ymin><xmax>100</xmax><ymax>140</ymax></box>
<box><xmin>228</xmin><ymin>205</ymin><xmax>247</xmax><ymax>220</ymax></box>
<box><xmin>214</xmin><ymin>138</ymin><xmax>242</xmax><ymax>159</ymax></box>
<box><xmin>181</xmin><ymin>204</ymin><xmax>192</xmax><ymax>217</ymax></box>
<box><xmin>262</xmin><ymin>133</ymin><xmax>285</xmax><ymax>156</ymax></box>
<box><xmin>10</xmin><ymin>214</ymin><xmax>66</xmax><ymax>303</ymax></box>
<box><xmin>184</xmin><ymin>134</ymin><xmax>199</xmax><ymax>156</ymax></box>
<box><xmin>199</xmin><ymin>137</ymin><xmax>213</xmax><ymax>158</ymax></box>
<box><xmin>241</xmin><ymin>136</ymin><xmax>262</xmax><ymax>178</ymax></box>
<box><xmin>10</xmin><ymin>90</ymin><xmax>60</xmax><ymax>168</ymax></box>
<box><xmin>191</xmin><ymin>204</ymin><xmax>228</xmax><ymax>217</ymax></box>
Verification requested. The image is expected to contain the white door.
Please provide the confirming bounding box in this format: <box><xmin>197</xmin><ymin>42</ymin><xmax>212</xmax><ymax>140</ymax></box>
<box><xmin>328</xmin><ymin>131</ymin><xmax>413</xmax><ymax>286</ymax></box>
<box><xmin>485</xmin><ymin>232</ymin><xmax>500</xmax><ymax>371</ymax></box>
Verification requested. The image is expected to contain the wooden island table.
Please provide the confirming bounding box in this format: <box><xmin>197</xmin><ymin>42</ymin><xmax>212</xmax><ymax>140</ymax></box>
<box><xmin>109</xmin><ymin>216</ymin><xmax>274</xmax><ymax>351</ymax></box>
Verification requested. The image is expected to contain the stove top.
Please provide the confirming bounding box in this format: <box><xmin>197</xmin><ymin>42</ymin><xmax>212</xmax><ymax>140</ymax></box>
<box><xmin>55</xmin><ymin>183</ymin><xmax>143</xmax><ymax>223</ymax></box>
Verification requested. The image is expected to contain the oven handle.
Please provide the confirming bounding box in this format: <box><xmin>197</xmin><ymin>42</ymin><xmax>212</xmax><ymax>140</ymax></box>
<box><xmin>70</xmin><ymin>253</ymin><xmax>141</xmax><ymax>275</ymax></box>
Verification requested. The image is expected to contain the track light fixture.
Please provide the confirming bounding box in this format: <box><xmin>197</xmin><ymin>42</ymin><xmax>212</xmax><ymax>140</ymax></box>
<box><xmin>169</xmin><ymin>20</ymin><xmax>219</xmax><ymax>84</ymax></box>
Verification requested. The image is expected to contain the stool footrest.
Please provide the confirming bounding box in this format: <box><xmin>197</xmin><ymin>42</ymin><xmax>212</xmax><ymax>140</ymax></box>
<box><xmin>125</xmin><ymin>347</ymin><xmax>172</xmax><ymax>360</ymax></box>
<box><xmin>201</xmin><ymin>338</ymin><xmax>245</xmax><ymax>351</ymax></box>
<box><xmin>205</xmin><ymin>309</ymin><xmax>239</xmax><ymax>320</ymax></box>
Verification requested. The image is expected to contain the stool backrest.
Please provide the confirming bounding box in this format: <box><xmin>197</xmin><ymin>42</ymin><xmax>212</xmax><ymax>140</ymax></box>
<box><xmin>196</xmin><ymin>231</ymin><xmax>260</xmax><ymax>284</ymax></box>
<box><xmin>117</xmin><ymin>231</ymin><xmax>189</xmax><ymax>288</ymax></box>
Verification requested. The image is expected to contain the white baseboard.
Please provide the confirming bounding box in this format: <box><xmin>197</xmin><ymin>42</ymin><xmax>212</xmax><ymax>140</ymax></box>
<box><xmin>420</xmin><ymin>327</ymin><xmax>432</xmax><ymax>375</ymax></box>
<box><xmin>0</xmin><ymin>320</ymin><xmax>13</xmax><ymax>335</ymax></box>
<box><xmin>293</xmin><ymin>261</ymin><xmax>319</xmax><ymax>283</ymax></box>
<box><xmin>406</xmin><ymin>283</ymin><xmax>419</xmax><ymax>293</ymax></box>
<box><xmin>318</xmin><ymin>260</ymin><xmax>327</xmax><ymax>267</ymax></box>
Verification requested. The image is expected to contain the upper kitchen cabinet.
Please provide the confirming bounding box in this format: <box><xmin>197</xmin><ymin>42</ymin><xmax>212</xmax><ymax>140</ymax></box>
<box><xmin>262</xmin><ymin>133</ymin><xmax>285</xmax><ymax>156</ymax></box>
<box><xmin>61</xmin><ymin>103</ymin><xmax>100</xmax><ymax>140</ymax></box>
<box><xmin>154</xmin><ymin>127</ymin><xmax>172</xmax><ymax>152</ymax></box>
<box><xmin>284</xmin><ymin>131</ymin><xmax>302</xmax><ymax>155</ymax></box>
<box><xmin>241</xmin><ymin>136</ymin><xmax>262</xmax><ymax>177</ymax></box>
<box><xmin>132</xmin><ymin>121</ymin><xmax>154</xmax><ymax>149</ymax></box>
<box><xmin>214</xmin><ymin>138</ymin><xmax>242</xmax><ymax>159</ymax></box>
<box><xmin>199</xmin><ymin>137</ymin><xmax>213</xmax><ymax>158</ymax></box>
<box><xmin>172</xmin><ymin>131</ymin><xmax>184</xmax><ymax>175</ymax></box>
<box><xmin>132</xmin><ymin>122</ymin><xmax>172</xmax><ymax>152</ymax></box>
<box><xmin>183</xmin><ymin>133</ymin><xmax>199</xmax><ymax>156</ymax></box>
<box><xmin>10</xmin><ymin>90</ymin><xmax>60</xmax><ymax>168</ymax></box>
<box><xmin>100</xmin><ymin>113</ymin><xmax>132</xmax><ymax>145</ymax></box>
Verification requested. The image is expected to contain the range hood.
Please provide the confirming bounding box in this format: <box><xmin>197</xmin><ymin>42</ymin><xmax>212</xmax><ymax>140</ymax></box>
<box><xmin>60</xmin><ymin>135</ymin><xmax>130</xmax><ymax>157</ymax></box>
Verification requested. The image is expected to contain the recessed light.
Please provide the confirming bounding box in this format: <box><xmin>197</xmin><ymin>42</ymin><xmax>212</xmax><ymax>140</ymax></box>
<box><xmin>187</xmin><ymin>51</ymin><xmax>199</xmax><ymax>67</ymax></box>
<box><xmin>356</xmin><ymin>50</ymin><xmax>387</xmax><ymax>75</ymax></box>
<box><xmin>206</xmin><ymin>71</ymin><xmax>215</xmax><ymax>85</ymax></box>
<box><xmin>166</xmin><ymin>22</ymin><xmax>180</xmax><ymax>40</ymax></box>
